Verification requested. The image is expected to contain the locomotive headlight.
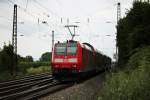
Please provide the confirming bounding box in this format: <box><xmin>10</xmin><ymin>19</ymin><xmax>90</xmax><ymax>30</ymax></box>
<box><xmin>73</xmin><ymin>65</ymin><xmax>77</xmax><ymax>67</ymax></box>
<box><xmin>54</xmin><ymin>59</ymin><xmax>63</xmax><ymax>62</ymax></box>
<box><xmin>54</xmin><ymin>65</ymin><xmax>59</xmax><ymax>68</ymax></box>
<box><xmin>68</xmin><ymin>58</ymin><xmax>77</xmax><ymax>63</ymax></box>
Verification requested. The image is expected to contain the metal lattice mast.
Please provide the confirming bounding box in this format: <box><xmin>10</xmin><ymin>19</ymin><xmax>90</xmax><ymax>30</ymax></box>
<box><xmin>116</xmin><ymin>2</ymin><xmax>121</xmax><ymax>62</ymax></box>
<box><xmin>117</xmin><ymin>3</ymin><xmax>121</xmax><ymax>24</ymax></box>
<box><xmin>12</xmin><ymin>4</ymin><xmax>17</xmax><ymax>76</ymax></box>
<box><xmin>52</xmin><ymin>30</ymin><xmax>54</xmax><ymax>50</ymax></box>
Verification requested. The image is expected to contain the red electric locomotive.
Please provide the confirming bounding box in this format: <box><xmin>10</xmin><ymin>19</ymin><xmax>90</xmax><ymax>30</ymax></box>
<box><xmin>51</xmin><ymin>40</ymin><xmax>111</xmax><ymax>78</ymax></box>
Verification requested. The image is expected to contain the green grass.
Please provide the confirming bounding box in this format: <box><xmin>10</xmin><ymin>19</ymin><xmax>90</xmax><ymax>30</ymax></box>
<box><xmin>0</xmin><ymin>61</ymin><xmax>51</xmax><ymax>81</ymax></box>
<box><xmin>98</xmin><ymin>46</ymin><xmax>150</xmax><ymax>100</ymax></box>
<box><xmin>18</xmin><ymin>61</ymin><xmax>50</xmax><ymax>68</ymax></box>
<box><xmin>26</xmin><ymin>66</ymin><xmax>51</xmax><ymax>75</ymax></box>
<box><xmin>0</xmin><ymin>71</ymin><xmax>14</xmax><ymax>81</ymax></box>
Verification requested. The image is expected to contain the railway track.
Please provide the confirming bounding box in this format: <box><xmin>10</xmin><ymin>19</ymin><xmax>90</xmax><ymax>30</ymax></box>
<box><xmin>0</xmin><ymin>71</ymin><xmax>101</xmax><ymax>100</ymax></box>
<box><xmin>0</xmin><ymin>72</ymin><xmax>73</xmax><ymax>100</ymax></box>
<box><xmin>0</xmin><ymin>72</ymin><xmax>51</xmax><ymax>87</ymax></box>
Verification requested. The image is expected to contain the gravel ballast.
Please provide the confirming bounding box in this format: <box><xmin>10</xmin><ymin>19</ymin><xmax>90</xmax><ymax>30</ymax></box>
<box><xmin>39</xmin><ymin>73</ymin><xmax>105</xmax><ymax>100</ymax></box>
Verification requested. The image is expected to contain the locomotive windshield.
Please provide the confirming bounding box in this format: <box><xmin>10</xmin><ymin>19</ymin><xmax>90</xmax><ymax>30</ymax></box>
<box><xmin>67</xmin><ymin>43</ymin><xmax>77</xmax><ymax>55</ymax></box>
<box><xmin>55</xmin><ymin>43</ymin><xmax>77</xmax><ymax>55</ymax></box>
<box><xmin>55</xmin><ymin>44</ymin><xmax>66</xmax><ymax>55</ymax></box>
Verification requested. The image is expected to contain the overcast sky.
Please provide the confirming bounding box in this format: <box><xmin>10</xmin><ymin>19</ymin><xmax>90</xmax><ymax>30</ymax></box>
<box><xmin>0</xmin><ymin>0</ymin><xmax>134</xmax><ymax>61</ymax></box>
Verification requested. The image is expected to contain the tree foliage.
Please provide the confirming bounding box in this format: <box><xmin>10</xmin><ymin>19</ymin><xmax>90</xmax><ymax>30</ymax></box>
<box><xmin>17</xmin><ymin>55</ymin><xmax>33</xmax><ymax>62</ymax></box>
<box><xmin>39</xmin><ymin>52</ymin><xmax>51</xmax><ymax>62</ymax></box>
<box><xmin>24</xmin><ymin>55</ymin><xmax>33</xmax><ymax>62</ymax></box>
<box><xmin>98</xmin><ymin>46</ymin><xmax>150</xmax><ymax>100</ymax></box>
<box><xmin>0</xmin><ymin>44</ymin><xmax>34</xmax><ymax>72</ymax></box>
<box><xmin>117</xmin><ymin>2</ymin><xmax>150</xmax><ymax>66</ymax></box>
<box><xmin>0</xmin><ymin>44</ymin><xmax>13</xmax><ymax>71</ymax></box>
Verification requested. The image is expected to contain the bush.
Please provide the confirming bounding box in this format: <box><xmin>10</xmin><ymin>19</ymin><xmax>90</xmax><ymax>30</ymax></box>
<box><xmin>26</xmin><ymin>66</ymin><xmax>51</xmax><ymax>75</ymax></box>
<box><xmin>0</xmin><ymin>71</ymin><xmax>14</xmax><ymax>81</ymax></box>
<box><xmin>18</xmin><ymin>61</ymin><xmax>50</xmax><ymax>68</ymax></box>
<box><xmin>98</xmin><ymin>46</ymin><xmax>150</xmax><ymax>100</ymax></box>
<box><xmin>0</xmin><ymin>44</ymin><xmax>13</xmax><ymax>72</ymax></box>
<box><xmin>17</xmin><ymin>61</ymin><xmax>50</xmax><ymax>74</ymax></box>
<box><xmin>127</xmin><ymin>46</ymin><xmax>150</xmax><ymax>70</ymax></box>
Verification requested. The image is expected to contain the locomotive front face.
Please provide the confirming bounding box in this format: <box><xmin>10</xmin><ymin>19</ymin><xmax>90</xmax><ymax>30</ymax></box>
<box><xmin>51</xmin><ymin>42</ymin><xmax>82</xmax><ymax>75</ymax></box>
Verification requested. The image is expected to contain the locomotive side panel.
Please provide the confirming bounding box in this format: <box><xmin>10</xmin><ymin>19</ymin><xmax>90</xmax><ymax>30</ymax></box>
<box><xmin>81</xmin><ymin>48</ymin><xmax>95</xmax><ymax>72</ymax></box>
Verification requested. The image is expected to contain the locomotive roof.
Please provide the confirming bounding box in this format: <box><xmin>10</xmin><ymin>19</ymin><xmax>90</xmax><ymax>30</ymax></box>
<box><xmin>56</xmin><ymin>40</ymin><xmax>77</xmax><ymax>44</ymax></box>
<box><xmin>55</xmin><ymin>41</ymin><xmax>102</xmax><ymax>54</ymax></box>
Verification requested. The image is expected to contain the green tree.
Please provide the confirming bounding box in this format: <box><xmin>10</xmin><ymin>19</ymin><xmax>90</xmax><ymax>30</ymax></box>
<box><xmin>25</xmin><ymin>55</ymin><xmax>33</xmax><ymax>62</ymax></box>
<box><xmin>17</xmin><ymin>54</ymin><xmax>25</xmax><ymax>62</ymax></box>
<box><xmin>117</xmin><ymin>1</ymin><xmax>150</xmax><ymax>66</ymax></box>
<box><xmin>40</xmin><ymin>52</ymin><xmax>51</xmax><ymax>62</ymax></box>
<box><xmin>0</xmin><ymin>44</ymin><xmax>13</xmax><ymax>73</ymax></box>
<box><xmin>17</xmin><ymin>55</ymin><xmax>33</xmax><ymax>62</ymax></box>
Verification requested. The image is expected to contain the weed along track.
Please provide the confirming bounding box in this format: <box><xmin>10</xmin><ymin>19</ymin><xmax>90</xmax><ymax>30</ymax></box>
<box><xmin>0</xmin><ymin>72</ymin><xmax>73</xmax><ymax>100</ymax></box>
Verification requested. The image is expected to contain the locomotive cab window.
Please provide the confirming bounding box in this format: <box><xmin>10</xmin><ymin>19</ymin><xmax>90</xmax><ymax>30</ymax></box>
<box><xmin>67</xmin><ymin>43</ymin><xmax>77</xmax><ymax>55</ymax></box>
<box><xmin>55</xmin><ymin>44</ymin><xmax>66</xmax><ymax>55</ymax></box>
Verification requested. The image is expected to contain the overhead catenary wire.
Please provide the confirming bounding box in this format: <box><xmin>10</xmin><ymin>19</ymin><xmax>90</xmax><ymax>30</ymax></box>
<box><xmin>6</xmin><ymin>0</ymin><xmax>52</xmax><ymax>32</ymax></box>
<box><xmin>0</xmin><ymin>0</ymin><xmax>52</xmax><ymax>42</ymax></box>
<box><xmin>31</xmin><ymin>1</ymin><xmax>50</xmax><ymax>18</ymax></box>
<box><xmin>33</xmin><ymin>0</ymin><xmax>61</xmax><ymax>19</ymax></box>
<box><xmin>33</xmin><ymin>0</ymin><xmax>65</xmax><ymax>31</ymax></box>
<box><xmin>32</xmin><ymin>0</ymin><xmax>63</xmax><ymax>34</ymax></box>
<box><xmin>7</xmin><ymin>0</ymin><xmax>82</xmax><ymax>38</ymax></box>
<box><xmin>7</xmin><ymin>0</ymin><xmax>50</xmax><ymax>25</ymax></box>
<box><xmin>5</xmin><ymin>0</ymin><xmax>91</xmax><ymax>40</ymax></box>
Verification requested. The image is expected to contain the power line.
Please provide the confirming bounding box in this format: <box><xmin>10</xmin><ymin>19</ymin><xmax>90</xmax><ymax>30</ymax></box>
<box><xmin>7</xmin><ymin>0</ymin><xmax>55</xmax><ymax>37</ymax></box>
<box><xmin>23</xmin><ymin>0</ymin><xmax>61</xmax><ymax>30</ymax></box>
<box><xmin>31</xmin><ymin>1</ymin><xmax>50</xmax><ymax>18</ymax></box>
<box><xmin>33</xmin><ymin>0</ymin><xmax>60</xmax><ymax>18</ymax></box>
<box><xmin>7</xmin><ymin>0</ymin><xmax>14</xmax><ymax>5</ymax></box>
<box><xmin>0</xmin><ymin>1</ymin><xmax>50</xmax><ymax>40</ymax></box>
<box><xmin>7</xmin><ymin>0</ymin><xmax>48</xmax><ymax>23</ymax></box>
<box><xmin>6</xmin><ymin>0</ymin><xmax>64</xmax><ymax>39</ymax></box>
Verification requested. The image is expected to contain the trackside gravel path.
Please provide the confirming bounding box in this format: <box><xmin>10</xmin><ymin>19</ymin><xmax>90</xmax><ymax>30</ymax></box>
<box><xmin>39</xmin><ymin>73</ymin><xmax>105</xmax><ymax>100</ymax></box>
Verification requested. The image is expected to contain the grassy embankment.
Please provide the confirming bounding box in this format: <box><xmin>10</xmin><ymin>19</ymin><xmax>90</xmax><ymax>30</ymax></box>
<box><xmin>98</xmin><ymin>46</ymin><xmax>150</xmax><ymax>100</ymax></box>
<box><xmin>0</xmin><ymin>62</ymin><xmax>51</xmax><ymax>81</ymax></box>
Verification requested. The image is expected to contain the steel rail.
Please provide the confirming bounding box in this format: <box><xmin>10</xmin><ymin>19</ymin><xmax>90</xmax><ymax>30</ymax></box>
<box><xmin>0</xmin><ymin>75</ymin><xmax>52</xmax><ymax>92</ymax></box>
<box><xmin>0</xmin><ymin>72</ymin><xmax>50</xmax><ymax>83</ymax></box>
<box><xmin>0</xmin><ymin>81</ymin><xmax>60</xmax><ymax>100</ymax></box>
<box><xmin>21</xmin><ymin>83</ymin><xmax>73</xmax><ymax>100</ymax></box>
<box><xmin>0</xmin><ymin>72</ymin><xmax>51</xmax><ymax>87</ymax></box>
<box><xmin>0</xmin><ymin>77</ymin><xmax>53</xmax><ymax>96</ymax></box>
